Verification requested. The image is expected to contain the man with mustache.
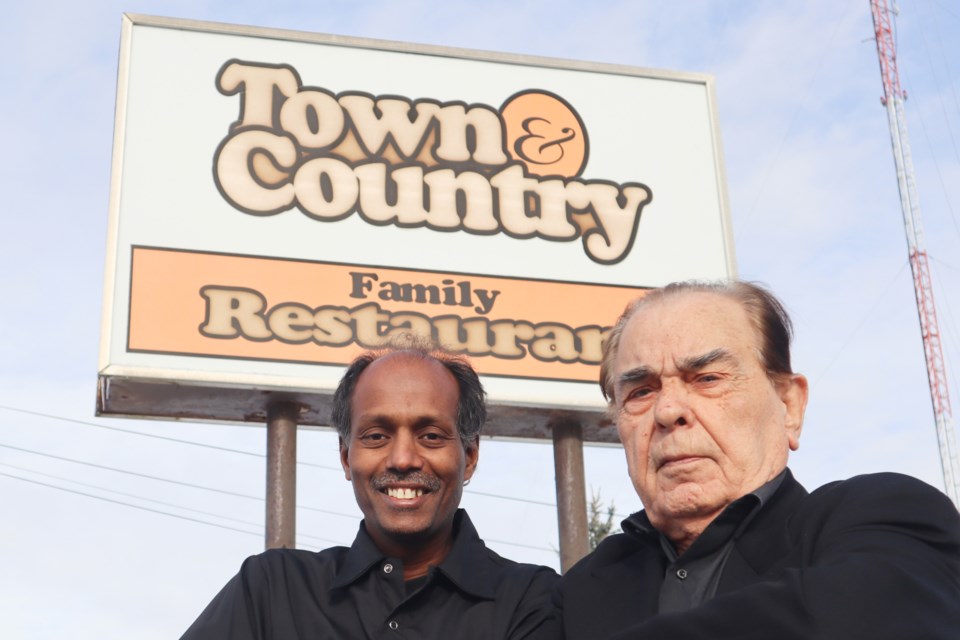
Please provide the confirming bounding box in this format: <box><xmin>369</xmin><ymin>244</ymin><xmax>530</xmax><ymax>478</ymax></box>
<box><xmin>182</xmin><ymin>338</ymin><xmax>556</xmax><ymax>639</ymax></box>
<box><xmin>552</xmin><ymin>281</ymin><xmax>960</xmax><ymax>639</ymax></box>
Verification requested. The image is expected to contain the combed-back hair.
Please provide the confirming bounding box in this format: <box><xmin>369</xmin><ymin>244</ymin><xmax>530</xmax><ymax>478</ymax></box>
<box><xmin>331</xmin><ymin>334</ymin><xmax>487</xmax><ymax>450</ymax></box>
<box><xmin>599</xmin><ymin>281</ymin><xmax>795</xmax><ymax>404</ymax></box>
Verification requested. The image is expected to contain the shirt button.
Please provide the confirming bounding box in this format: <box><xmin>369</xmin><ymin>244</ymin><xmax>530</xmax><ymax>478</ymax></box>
<box><xmin>676</xmin><ymin>568</ymin><xmax>688</xmax><ymax>580</ymax></box>
<box><xmin>388</xmin><ymin>620</ymin><xmax>399</xmax><ymax>630</ymax></box>
<box><xmin>383</xmin><ymin>563</ymin><xmax>394</xmax><ymax>574</ymax></box>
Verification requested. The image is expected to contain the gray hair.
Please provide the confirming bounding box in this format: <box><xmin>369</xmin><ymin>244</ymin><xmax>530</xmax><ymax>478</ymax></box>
<box><xmin>599</xmin><ymin>280</ymin><xmax>795</xmax><ymax>404</ymax></box>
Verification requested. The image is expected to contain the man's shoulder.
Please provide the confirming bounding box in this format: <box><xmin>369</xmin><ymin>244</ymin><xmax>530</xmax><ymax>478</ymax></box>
<box><xmin>560</xmin><ymin>528</ymin><xmax>652</xmax><ymax>583</ymax></box>
<box><xmin>479</xmin><ymin>545</ymin><xmax>559</xmax><ymax>587</ymax></box>
<box><xmin>804</xmin><ymin>471</ymin><xmax>954</xmax><ymax>509</ymax></box>
<box><xmin>552</xmin><ymin>529</ymin><xmax>665</xmax><ymax>637</ymax></box>
<box><xmin>477</xmin><ymin>542</ymin><xmax>554</xmax><ymax>571</ymax></box>
<box><xmin>450</xmin><ymin>510</ymin><xmax>559</xmax><ymax>586</ymax></box>
<box><xmin>794</xmin><ymin>471</ymin><xmax>960</xmax><ymax>534</ymax></box>
<box><xmin>237</xmin><ymin>545</ymin><xmax>351</xmax><ymax>579</ymax></box>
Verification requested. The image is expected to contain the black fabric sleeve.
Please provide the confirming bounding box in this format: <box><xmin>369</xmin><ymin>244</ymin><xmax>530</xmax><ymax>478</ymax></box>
<box><xmin>180</xmin><ymin>555</ymin><xmax>268</xmax><ymax>640</ymax></box>
<box><xmin>504</xmin><ymin>566</ymin><xmax>562</xmax><ymax>640</ymax></box>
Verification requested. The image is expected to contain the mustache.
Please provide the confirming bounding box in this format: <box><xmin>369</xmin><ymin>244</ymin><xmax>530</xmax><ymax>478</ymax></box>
<box><xmin>371</xmin><ymin>471</ymin><xmax>442</xmax><ymax>492</ymax></box>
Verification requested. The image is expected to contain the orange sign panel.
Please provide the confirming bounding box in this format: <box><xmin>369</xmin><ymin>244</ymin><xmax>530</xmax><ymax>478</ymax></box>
<box><xmin>128</xmin><ymin>247</ymin><xmax>647</xmax><ymax>383</ymax></box>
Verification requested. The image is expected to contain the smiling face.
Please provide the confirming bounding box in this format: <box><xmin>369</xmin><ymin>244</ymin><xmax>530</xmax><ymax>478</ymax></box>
<box><xmin>340</xmin><ymin>353</ymin><xmax>478</xmax><ymax>564</ymax></box>
<box><xmin>612</xmin><ymin>291</ymin><xmax>808</xmax><ymax>551</ymax></box>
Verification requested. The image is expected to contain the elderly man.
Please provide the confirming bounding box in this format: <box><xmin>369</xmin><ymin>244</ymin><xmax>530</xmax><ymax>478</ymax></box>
<box><xmin>182</xmin><ymin>338</ymin><xmax>556</xmax><ymax>639</ymax></box>
<box><xmin>554</xmin><ymin>281</ymin><xmax>960</xmax><ymax>639</ymax></box>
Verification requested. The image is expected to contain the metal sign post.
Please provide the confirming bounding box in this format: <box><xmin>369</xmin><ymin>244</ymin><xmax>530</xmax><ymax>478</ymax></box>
<box><xmin>552</xmin><ymin>417</ymin><xmax>589</xmax><ymax>571</ymax></box>
<box><xmin>265</xmin><ymin>401</ymin><xmax>299</xmax><ymax>549</ymax></box>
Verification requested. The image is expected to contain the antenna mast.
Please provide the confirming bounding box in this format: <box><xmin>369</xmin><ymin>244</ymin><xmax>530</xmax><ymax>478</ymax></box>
<box><xmin>870</xmin><ymin>0</ymin><xmax>960</xmax><ymax>506</ymax></box>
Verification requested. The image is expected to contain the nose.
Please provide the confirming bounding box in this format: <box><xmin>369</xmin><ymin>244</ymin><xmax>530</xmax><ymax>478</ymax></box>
<box><xmin>653</xmin><ymin>379</ymin><xmax>691</xmax><ymax>429</ymax></box>
<box><xmin>386</xmin><ymin>430</ymin><xmax>424</xmax><ymax>472</ymax></box>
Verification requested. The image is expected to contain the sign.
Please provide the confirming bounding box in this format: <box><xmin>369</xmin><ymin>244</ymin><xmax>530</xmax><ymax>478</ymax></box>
<box><xmin>98</xmin><ymin>14</ymin><xmax>735</xmax><ymax>440</ymax></box>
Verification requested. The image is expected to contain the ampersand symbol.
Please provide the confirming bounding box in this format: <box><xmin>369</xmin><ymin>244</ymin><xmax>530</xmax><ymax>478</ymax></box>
<box><xmin>514</xmin><ymin>117</ymin><xmax>578</xmax><ymax>165</ymax></box>
<box><xmin>501</xmin><ymin>90</ymin><xmax>588</xmax><ymax>178</ymax></box>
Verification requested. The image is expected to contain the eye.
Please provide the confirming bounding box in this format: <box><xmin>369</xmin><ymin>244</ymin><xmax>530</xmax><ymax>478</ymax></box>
<box><xmin>358</xmin><ymin>430</ymin><xmax>389</xmax><ymax>446</ymax></box>
<box><xmin>694</xmin><ymin>372</ymin><xmax>724</xmax><ymax>385</ymax></box>
<box><xmin>690</xmin><ymin>372</ymin><xmax>729</xmax><ymax>394</ymax></box>
<box><xmin>620</xmin><ymin>385</ymin><xmax>656</xmax><ymax>413</ymax></box>
<box><xmin>419</xmin><ymin>429</ymin><xmax>455</xmax><ymax>446</ymax></box>
<box><xmin>626</xmin><ymin>385</ymin><xmax>654</xmax><ymax>400</ymax></box>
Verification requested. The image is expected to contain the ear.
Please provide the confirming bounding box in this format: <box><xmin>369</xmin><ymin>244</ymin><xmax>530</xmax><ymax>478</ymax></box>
<box><xmin>463</xmin><ymin>437</ymin><xmax>480</xmax><ymax>483</ymax></box>
<box><xmin>778</xmin><ymin>374</ymin><xmax>808</xmax><ymax>451</ymax></box>
<box><xmin>339</xmin><ymin>437</ymin><xmax>352</xmax><ymax>481</ymax></box>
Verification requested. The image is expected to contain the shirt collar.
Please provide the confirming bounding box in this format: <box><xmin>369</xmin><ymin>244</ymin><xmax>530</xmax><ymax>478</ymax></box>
<box><xmin>331</xmin><ymin>509</ymin><xmax>496</xmax><ymax>599</ymax></box>
<box><xmin>330</xmin><ymin>521</ymin><xmax>388</xmax><ymax>589</ymax></box>
<box><xmin>752</xmin><ymin>469</ymin><xmax>786</xmax><ymax>506</ymax></box>
<box><xmin>432</xmin><ymin>510</ymin><xmax>497</xmax><ymax>600</ymax></box>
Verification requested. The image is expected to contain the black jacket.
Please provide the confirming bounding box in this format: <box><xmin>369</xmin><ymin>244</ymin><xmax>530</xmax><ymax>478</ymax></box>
<box><xmin>555</xmin><ymin>471</ymin><xmax>960</xmax><ymax>639</ymax></box>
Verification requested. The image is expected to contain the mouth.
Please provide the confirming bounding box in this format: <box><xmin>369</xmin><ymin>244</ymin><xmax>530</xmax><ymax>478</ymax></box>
<box><xmin>384</xmin><ymin>487</ymin><xmax>427</xmax><ymax>499</ymax></box>
<box><xmin>657</xmin><ymin>455</ymin><xmax>706</xmax><ymax>470</ymax></box>
<box><xmin>372</xmin><ymin>471</ymin><xmax>441</xmax><ymax>502</ymax></box>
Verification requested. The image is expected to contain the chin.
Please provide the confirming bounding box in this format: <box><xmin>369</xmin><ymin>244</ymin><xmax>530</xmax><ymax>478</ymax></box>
<box><xmin>377</xmin><ymin>513</ymin><xmax>434</xmax><ymax>535</ymax></box>
<box><xmin>660</xmin><ymin>487</ymin><xmax>723</xmax><ymax>518</ymax></box>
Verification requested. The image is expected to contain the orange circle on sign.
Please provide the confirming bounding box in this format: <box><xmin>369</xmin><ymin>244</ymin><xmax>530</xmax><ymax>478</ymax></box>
<box><xmin>501</xmin><ymin>90</ymin><xmax>588</xmax><ymax>178</ymax></box>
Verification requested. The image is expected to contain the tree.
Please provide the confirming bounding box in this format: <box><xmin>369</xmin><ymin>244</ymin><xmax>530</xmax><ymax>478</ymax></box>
<box><xmin>588</xmin><ymin>488</ymin><xmax>616</xmax><ymax>551</ymax></box>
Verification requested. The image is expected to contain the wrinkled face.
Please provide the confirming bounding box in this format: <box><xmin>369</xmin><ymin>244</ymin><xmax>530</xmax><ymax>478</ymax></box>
<box><xmin>612</xmin><ymin>292</ymin><xmax>807</xmax><ymax>536</ymax></box>
<box><xmin>340</xmin><ymin>354</ymin><xmax>478</xmax><ymax>554</ymax></box>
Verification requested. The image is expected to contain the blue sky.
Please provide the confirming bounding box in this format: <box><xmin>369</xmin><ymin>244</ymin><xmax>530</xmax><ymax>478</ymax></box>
<box><xmin>2</xmin><ymin>1</ymin><xmax>959</xmax><ymax>638</ymax></box>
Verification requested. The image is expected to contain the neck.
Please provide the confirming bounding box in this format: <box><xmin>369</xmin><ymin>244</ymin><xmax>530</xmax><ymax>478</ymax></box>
<box><xmin>398</xmin><ymin>536</ymin><xmax>453</xmax><ymax>580</ymax></box>
<box><xmin>368</xmin><ymin>520</ymin><xmax>457</xmax><ymax>581</ymax></box>
<box><xmin>654</xmin><ymin>511</ymin><xmax>720</xmax><ymax>556</ymax></box>
<box><xmin>667</xmin><ymin>526</ymin><xmax>703</xmax><ymax>556</ymax></box>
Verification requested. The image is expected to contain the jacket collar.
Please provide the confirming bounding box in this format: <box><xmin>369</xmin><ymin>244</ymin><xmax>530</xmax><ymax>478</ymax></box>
<box><xmin>614</xmin><ymin>469</ymin><xmax>807</xmax><ymax>603</ymax></box>
<box><xmin>725</xmin><ymin>468</ymin><xmax>808</xmax><ymax>577</ymax></box>
<box><xmin>331</xmin><ymin>509</ymin><xmax>496</xmax><ymax>599</ymax></box>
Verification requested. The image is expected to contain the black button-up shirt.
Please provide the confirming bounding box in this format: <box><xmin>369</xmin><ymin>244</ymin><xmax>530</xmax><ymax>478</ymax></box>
<box><xmin>181</xmin><ymin>510</ymin><xmax>557</xmax><ymax>639</ymax></box>
<box><xmin>622</xmin><ymin>471</ymin><xmax>785</xmax><ymax>614</ymax></box>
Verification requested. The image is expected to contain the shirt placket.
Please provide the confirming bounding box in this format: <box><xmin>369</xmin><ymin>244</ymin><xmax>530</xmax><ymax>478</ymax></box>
<box><xmin>377</xmin><ymin>560</ymin><xmax>409</xmax><ymax>639</ymax></box>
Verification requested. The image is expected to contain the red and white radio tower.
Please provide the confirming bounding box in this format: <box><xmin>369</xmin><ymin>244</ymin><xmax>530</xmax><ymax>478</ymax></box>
<box><xmin>870</xmin><ymin>0</ymin><xmax>960</xmax><ymax>506</ymax></box>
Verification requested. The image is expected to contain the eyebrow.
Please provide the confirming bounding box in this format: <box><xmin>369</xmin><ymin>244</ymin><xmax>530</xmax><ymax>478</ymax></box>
<box><xmin>355</xmin><ymin>413</ymin><xmax>454</xmax><ymax>429</ymax></box>
<box><xmin>616</xmin><ymin>366</ymin><xmax>655</xmax><ymax>390</ymax></box>
<box><xmin>616</xmin><ymin>348</ymin><xmax>737</xmax><ymax>389</ymax></box>
<box><xmin>678</xmin><ymin>348</ymin><xmax>736</xmax><ymax>372</ymax></box>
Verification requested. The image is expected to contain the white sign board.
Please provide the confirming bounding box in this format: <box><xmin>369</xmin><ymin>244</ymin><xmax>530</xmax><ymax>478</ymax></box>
<box><xmin>98</xmin><ymin>14</ymin><xmax>735</xmax><ymax>440</ymax></box>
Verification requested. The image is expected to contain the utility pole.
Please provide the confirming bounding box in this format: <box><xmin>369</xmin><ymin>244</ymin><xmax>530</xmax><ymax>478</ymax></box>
<box><xmin>870</xmin><ymin>0</ymin><xmax>960</xmax><ymax>506</ymax></box>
